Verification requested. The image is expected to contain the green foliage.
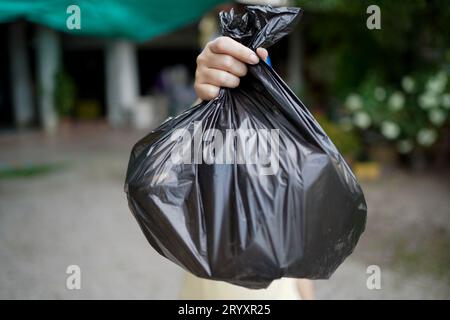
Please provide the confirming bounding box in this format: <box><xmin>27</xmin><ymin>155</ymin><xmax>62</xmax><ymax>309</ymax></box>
<box><xmin>54</xmin><ymin>69</ymin><xmax>77</xmax><ymax>118</ymax></box>
<box><xmin>296</xmin><ymin>0</ymin><xmax>450</xmax><ymax>98</ymax></box>
<box><xmin>0</xmin><ymin>162</ymin><xmax>66</xmax><ymax>179</ymax></box>
<box><xmin>343</xmin><ymin>69</ymin><xmax>450</xmax><ymax>154</ymax></box>
<box><xmin>315</xmin><ymin>113</ymin><xmax>362</xmax><ymax>158</ymax></box>
<box><xmin>292</xmin><ymin>0</ymin><xmax>450</xmax><ymax>158</ymax></box>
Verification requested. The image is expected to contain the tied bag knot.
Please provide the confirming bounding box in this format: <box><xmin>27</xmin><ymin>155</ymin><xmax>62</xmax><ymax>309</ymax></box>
<box><xmin>219</xmin><ymin>5</ymin><xmax>303</xmax><ymax>50</ymax></box>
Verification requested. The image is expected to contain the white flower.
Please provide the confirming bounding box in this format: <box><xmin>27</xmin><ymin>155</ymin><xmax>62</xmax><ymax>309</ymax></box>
<box><xmin>428</xmin><ymin>109</ymin><xmax>447</xmax><ymax>126</ymax></box>
<box><xmin>401</xmin><ymin>76</ymin><xmax>415</xmax><ymax>93</ymax></box>
<box><xmin>345</xmin><ymin>93</ymin><xmax>363</xmax><ymax>111</ymax></box>
<box><xmin>397</xmin><ymin>139</ymin><xmax>414</xmax><ymax>154</ymax></box>
<box><xmin>381</xmin><ymin>121</ymin><xmax>400</xmax><ymax>140</ymax></box>
<box><xmin>374</xmin><ymin>87</ymin><xmax>386</xmax><ymax>101</ymax></box>
<box><xmin>417</xmin><ymin>128</ymin><xmax>437</xmax><ymax>147</ymax></box>
<box><xmin>418</xmin><ymin>93</ymin><xmax>439</xmax><ymax>109</ymax></box>
<box><xmin>426</xmin><ymin>71</ymin><xmax>447</xmax><ymax>94</ymax></box>
<box><xmin>442</xmin><ymin>94</ymin><xmax>450</xmax><ymax>109</ymax></box>
<box><xmin>388</xmin><ymin>91</ymin><xmax>405</xmax><ymax>111</ymax></box>
<box><xmin>353</xmin><ymin>111</ymin><xmax>371</xmax><ymax>129</ymax></box>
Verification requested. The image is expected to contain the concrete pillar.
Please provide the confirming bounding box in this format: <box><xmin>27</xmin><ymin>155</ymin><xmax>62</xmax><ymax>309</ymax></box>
<box><xmin>287</xmin><ymin>27</ymin><xmax>303</xmax><ymax>94</ymax></box>
<box><xmin>35</xmin><ymin>26</ymin><xmax>60</xmax><ymax>133</ymax></box>
<box><xmin>105</xmin><ymin>40</ymin><xmax>139</xmax><ymax>127</ymax></box>
<box><xmin>8</xmin><ymin>22</ymin><xmax>34</xmax><ymax>128</ymax></box>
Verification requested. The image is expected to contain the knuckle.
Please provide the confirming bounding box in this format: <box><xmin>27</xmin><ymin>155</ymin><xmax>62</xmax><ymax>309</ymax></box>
<box><xmin>206</xmin><ymin>39</ymin><xmax>215</xmax><ymax>50</ymax></box>
<box><xmin>208</xmin><ymin>86</ymin><xmax>219</xmax><ymax>99</ymax></box>
<box><xmin>196</xmin><ymin>54</ymin><xmax>205</xmax><ymax>66</ymax></box>
<box><xmin>214</xmin><ymin>36</ymin><xmax>228</xmax><ymax>52</ymax></box>
<box><xmin>218</xmin><ymin>71</ymin><xmax>229</xmax><ymax>85</ymax></box>
<box><xmin>202</xmin><ymin>69</ymin><xmax>213</xmax><ymax>84</ymax></box>
<box><xmin>222</xmin><ymin>55</ymin><xmax>234</xmax><ymax>69</ymax></box>
<box><xmin>238</xmin><ymin>46</ymin><xmax>251</xmax><ymax>60</ymax></box>
<box><xmin>195</xmin><ymin>69</ymin><xmax>202</xmax><ymax>81</ymax></box>
<box><xmin>196</xmin><ymin>66</ymin><xmax>208</xmax><ymax>81</ymax></box>
<box><xmin>209</xmin><ymin>39</ymin><xmax>218</xmax><ymax>52</ymax></box>
<box><xmin>194</xmin><ymin>82</ymin><xmax>202</xmax><ymax>93</ymax></box>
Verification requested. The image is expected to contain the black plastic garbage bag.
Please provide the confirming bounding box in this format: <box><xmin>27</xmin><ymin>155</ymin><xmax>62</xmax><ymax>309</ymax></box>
<box><xmin>125</xmin><ymin>5</ymin><xmax>367</xmax><ymax>289</ymax></box>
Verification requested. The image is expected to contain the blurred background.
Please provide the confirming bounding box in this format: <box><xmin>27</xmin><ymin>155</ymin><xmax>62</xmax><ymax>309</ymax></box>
<box><xmin>0</xmin><ymin>0</ymin><xmax>449</xmax><ymax>299</ymax></box>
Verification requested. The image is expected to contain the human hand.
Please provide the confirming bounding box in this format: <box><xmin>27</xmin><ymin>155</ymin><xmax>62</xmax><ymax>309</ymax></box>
<box><xmin>194</xmin><ymin>36</ymin><xmax>269</xmax><ymax>100</ymax></box>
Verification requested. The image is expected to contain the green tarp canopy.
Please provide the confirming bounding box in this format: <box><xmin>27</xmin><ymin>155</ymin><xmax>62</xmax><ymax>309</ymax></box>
<box><xmin>0</xmin><ymin>0</ymin><xmax>227</xmax><ymax>41</ymax></box>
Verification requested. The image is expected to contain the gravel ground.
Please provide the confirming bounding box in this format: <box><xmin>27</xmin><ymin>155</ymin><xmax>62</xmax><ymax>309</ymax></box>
<box><xmin>0</xmin><ymin>125</ymin><xmax>449</xmax><ymax>299</ymax></box>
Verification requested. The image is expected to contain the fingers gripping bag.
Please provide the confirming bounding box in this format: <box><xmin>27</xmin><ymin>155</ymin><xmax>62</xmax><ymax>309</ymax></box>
<box><xmin>125</xmin><ymin>5</ymin><xmax>367</xmax><ymax>289</ymax></box>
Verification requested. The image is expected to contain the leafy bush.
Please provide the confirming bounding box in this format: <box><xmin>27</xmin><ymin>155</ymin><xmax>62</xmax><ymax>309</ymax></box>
<box><xmin>343</xmin><ymin>69</ymin><xmax>449</xmax><ymax>154</ymax></box>
<box><xmin>54</xmin><ymin>69</ymin><xmax>77</xmax><ymax>118</ymax></box>
<box><xmin>315</xmin><ymin>113</ymin><xmax>362</xmax><ymax>159</ymax></box>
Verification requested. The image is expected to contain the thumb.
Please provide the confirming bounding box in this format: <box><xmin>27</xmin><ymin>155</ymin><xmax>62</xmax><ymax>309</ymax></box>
<box><xmin>256</xmin><ymin>48</ymin><xmax>268</xmax><ymax>62</ymax></box>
